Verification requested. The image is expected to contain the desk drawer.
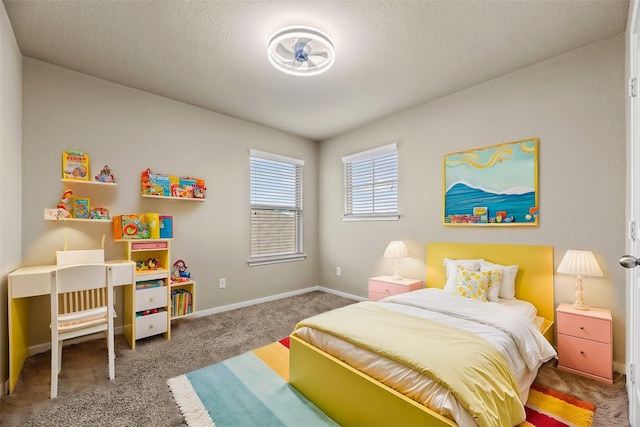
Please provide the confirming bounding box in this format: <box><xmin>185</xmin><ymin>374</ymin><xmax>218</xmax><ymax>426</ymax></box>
<box><xmin>109</xmin><ymin>262</ymin><xmax>135</xmax><ymax>286</ymax></box>
<box><xmin>135</xmin><ymin>311</ymin><xmax>168</xmax><ymax>340</ymax></box>
<box><xmin>557</xmin><ymin>311</ymin><xmax>611</xmax><ymax>343</ymax></box>
<box><xmin>135</xmin><ymin>287</ymin><xmax>167</xmax><ymax>312</ymax></box>
<box><xmin>9</xmin><ymin>271</ymin><xmax>50</xmax><ymax>298</ymax></box>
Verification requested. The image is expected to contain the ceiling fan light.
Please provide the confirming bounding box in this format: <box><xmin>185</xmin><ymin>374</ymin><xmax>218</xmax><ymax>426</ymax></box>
<box><xmin>268</xmin><ymin>26</ymin><xmax>335</xmax><ymax>77</ymax></box>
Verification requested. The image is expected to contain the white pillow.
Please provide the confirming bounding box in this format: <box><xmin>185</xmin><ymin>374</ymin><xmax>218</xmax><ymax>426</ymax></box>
<box><xmin>498</xmin><ymin>298</ymin><xmax>537</xmax><ymax>321</ymax></box>
<box><xmin>480</xmin><ymin>260</ymin><xmax>519</xmax><ymax>299</ymax></box>
<box><xmin>485</xmin><ymin>268</ymin><xmax>502</xmax><ymax>302</ymax></box>
<box><xmin>443</xmin><ymin>258</ymin><xmax>483</xmax><ymax>292</ymax></box>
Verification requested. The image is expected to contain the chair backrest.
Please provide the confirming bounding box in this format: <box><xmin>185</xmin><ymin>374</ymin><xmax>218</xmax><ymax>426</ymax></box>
<box><xmin>56</xmin><ymin>249</ymin><xmax>105</xmax><ymax>266</ymax></box>
<box><xmin>52</xmin><ymin>264</ymin><xmax>112</xmax><ymax>316</ymax></box>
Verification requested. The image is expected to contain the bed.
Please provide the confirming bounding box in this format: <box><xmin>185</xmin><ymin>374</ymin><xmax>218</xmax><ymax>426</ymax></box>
<box><xmin>289</xmin><ymin>242</ymin><xmax>557</xmax><ymax>427</ymax></box>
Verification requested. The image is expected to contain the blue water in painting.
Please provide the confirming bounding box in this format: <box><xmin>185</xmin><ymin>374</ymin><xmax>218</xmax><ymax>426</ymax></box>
<box><xmin>445</xmin><ymin>183</ymin><xmax>536</xmax><ymax>223</ymax></box>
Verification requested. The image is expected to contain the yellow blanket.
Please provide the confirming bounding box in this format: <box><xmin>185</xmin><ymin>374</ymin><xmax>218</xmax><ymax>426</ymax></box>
<box><xmin>294</xmin><ymin>301</ymin><xmax>525</xmax><ymax>427</ymax></box>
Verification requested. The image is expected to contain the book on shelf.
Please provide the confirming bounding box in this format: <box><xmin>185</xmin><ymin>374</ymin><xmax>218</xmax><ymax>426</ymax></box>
<box><xmin>171</xmin><ymin>288</ymin><xmax>193</xmax><ymax>317</ymax></box>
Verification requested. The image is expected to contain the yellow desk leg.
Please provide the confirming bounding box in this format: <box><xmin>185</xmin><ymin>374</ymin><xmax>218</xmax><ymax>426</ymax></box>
<box><xmin>9</xmin><ymin>297</ymin><xmax>30</xmax><ymax>394</ymax></box>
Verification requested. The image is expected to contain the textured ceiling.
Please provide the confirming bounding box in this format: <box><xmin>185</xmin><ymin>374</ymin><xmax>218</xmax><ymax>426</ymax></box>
<box><xmin>3</xmin><ymin>0</ymin><xmax>630</xmax><ymax>141</ymax></box>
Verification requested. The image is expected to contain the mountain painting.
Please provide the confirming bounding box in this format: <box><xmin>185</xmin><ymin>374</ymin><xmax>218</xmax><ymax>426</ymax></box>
<box><xmin>443</xmin><ymin>138</ymin><xmax>538</xmax><ymax>226</ymax></box>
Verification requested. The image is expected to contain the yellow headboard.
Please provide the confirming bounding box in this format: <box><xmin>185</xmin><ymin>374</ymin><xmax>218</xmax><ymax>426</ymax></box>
<box><xmin>426</xmin><ymin>242</ymin><xmax>555</xmax><ymax>341</ymax></box>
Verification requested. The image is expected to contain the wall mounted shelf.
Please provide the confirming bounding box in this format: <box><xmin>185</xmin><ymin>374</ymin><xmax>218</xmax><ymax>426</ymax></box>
<box><xmin>142</xmin><ymin>194</ymin><xmax>205</xmax><ymax>201</ymax></box>
<box><xmin>44</xmin><ymin>208</ymin><xmax>113</xmax><ymax>222</ymax></box>
<box><xmin>61</xmin><ymin>178</ymin><xmax>117</xmax><ymax>187</ymax></box>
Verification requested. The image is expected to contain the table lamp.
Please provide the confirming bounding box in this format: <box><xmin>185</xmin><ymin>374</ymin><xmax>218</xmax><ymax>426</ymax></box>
<box><xmin>383</xmin><ymin>241</ymin><xmax>409</xmax><ymax>280</ymax></box>
<box><xmin>557</xmin><ymin>250</ymin><xmax>603</xmax><ymax>311</ymax></box>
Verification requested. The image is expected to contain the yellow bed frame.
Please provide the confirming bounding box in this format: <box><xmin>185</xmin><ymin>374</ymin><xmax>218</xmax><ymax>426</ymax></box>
<box><xmin>290</xmin><ymin>242</ymin><xmax>554</xmax><ymax>427</ymax></box>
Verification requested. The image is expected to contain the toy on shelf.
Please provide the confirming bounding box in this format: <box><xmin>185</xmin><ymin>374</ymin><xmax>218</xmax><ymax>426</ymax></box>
<box><xmin>136</xmin><ymin>258</ymin><xmax>160</xmax><ymax>271</ymax></box>
<box><xmin>136</xmin><ymin>308</ymin><xmax>161</xmax><ymax>317</ymax></box>
<box><xmin>95</xmin><ymin>165</ymin><xmax>116</xmax><ymax>183</ymax></box>
<box><xmin>62</xmin><ymin>150</ymin><xmax>89</xmax><ymax>180</ymax></box>
<box><xmin>55</xmin><ymin>189</ymin><xmax>73</xmax><ymax>219</ymax></box>
<box><xmin>172</xmin><ymin>259</ymin><xmax>191</xmax><ymax>282</ymax></box>
<box><xmin>113</xmin><ymin>213</ymin><xmax>164</xmax><ymax>239</ymax></box>
<box><xmin>73</xmin><ymin>198</ymin><xmax>90</xmax><ymax>218</ymax></box>
<box><xmin>147</xmin><ymin>258</ymin><xmax>159</xmax><ymax>270</ymax></box>
<box><xmin>115</xmin><ymin>214</ymin><xmax>151</xmax><ymax>239</ymax></box>
<box><xmin>141</xmin><ymin>168</ymin><xmax>206</xmax><ymax>199</ymax></box>
<box><xmin>90</xmin><ymin>206</ymin><xmax>110</xmax><ymax>220</ymax></box>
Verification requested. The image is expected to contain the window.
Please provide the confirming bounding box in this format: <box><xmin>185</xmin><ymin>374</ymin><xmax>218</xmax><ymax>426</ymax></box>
<box><xmin>249</xmin><ymin>149</ymin><xmax>305</xmax><ymax>265</ymax></box>
<box><xmin>342</xmin><ymin>143</ymin><xmax>398</xmax><ymax>221</ymax></box>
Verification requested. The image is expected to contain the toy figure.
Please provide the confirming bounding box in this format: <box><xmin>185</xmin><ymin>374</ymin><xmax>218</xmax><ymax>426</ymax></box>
<box><xmin>95</xmin><ymin>165</ymin><xmax>116</xmax><ymax>183</ymax></box>
<box><xmin>56</xmin><ymin>189</ymin><xmax>73</xmax><ymax>218</ymax></box>
<box><xmin>172</xmin><ymin>259</ymin><xmax>191</xmax><ymax>281</ymax></box>
<box><xmin>147</xmin><ymin>258</ymin><xmax>159</xmax><ymax>270</ymax></box>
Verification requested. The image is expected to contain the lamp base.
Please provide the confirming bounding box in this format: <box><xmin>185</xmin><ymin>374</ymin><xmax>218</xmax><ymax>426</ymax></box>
<box><xmin>572</xmin><ymin>275</ymin><xmax>589</xmax><ymax>310</ymax></box>
<box><xmin>572</xmin><ymin>301</ymin><xmax>589</xmax><ymax>311</ymax></box>
<box><xmin>391</xmin><ymin>260</ymin><xmax>402</xmax><ymax>280</ymax></box>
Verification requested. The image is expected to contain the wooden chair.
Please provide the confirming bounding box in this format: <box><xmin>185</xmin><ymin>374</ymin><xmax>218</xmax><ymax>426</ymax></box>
<box><xmin>49</xmin><ymin>264</ymin><xmax>114</xmax><ymax>399</ymax></box>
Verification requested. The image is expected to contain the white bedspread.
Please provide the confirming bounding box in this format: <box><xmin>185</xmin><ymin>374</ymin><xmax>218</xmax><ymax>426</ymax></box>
<box><xmin>294</xmin><ymin>288</ymin><xmax>556</xmax><ymax>427</ymax></box>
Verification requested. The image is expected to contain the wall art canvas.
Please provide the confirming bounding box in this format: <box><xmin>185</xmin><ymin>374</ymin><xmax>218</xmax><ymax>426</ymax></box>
<box><xmin>443</xmin><ymin>138</ymin><xmax>539</xmax><ymax>226</ymax></box>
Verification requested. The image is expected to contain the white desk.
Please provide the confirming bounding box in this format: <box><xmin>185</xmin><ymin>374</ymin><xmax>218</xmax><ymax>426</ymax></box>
<box><xmin>8</xmin><ymin>260</ymin><xmax>135</xmax><ymax>394</ymax></box>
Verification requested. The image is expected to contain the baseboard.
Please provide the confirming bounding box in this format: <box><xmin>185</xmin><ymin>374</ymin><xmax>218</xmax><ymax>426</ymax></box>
<box><xmin>316</xmin><ymin>286</ymin><xmax>367</xmax><ymax>302</ymax></box>
<box><xmin>191</xmin><ymin>286</ymin><xmax>363</xmax><ymax>318</ymax></box>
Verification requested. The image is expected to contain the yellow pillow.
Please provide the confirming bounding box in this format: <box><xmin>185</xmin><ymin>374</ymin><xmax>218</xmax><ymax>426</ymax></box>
<box><xmin>454</xmin><ymin>266</ymin><xmax>502</xmax><ymax>302</ymax></box>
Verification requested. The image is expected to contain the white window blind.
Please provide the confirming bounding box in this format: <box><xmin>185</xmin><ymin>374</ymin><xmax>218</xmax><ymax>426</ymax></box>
<box><xmin>249</xmin><ymin>150</ymin><xmax>305</xmax><ymax>265</ymax></box>
<box><xmin>342</xmin><ymin>143</ymin><xmax>399</xmax><ymax>221</ymax></box>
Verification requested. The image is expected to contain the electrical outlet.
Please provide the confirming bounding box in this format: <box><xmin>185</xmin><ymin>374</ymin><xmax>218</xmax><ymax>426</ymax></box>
<box><xmin>336</xmin><ymin>267</ymin><xmax>341</xmax><ymax>276</ymax></box>
<box><xmin>219</xmin><ymin>278</ymin><xmax>226</xmax><ymax>288</ymax></box>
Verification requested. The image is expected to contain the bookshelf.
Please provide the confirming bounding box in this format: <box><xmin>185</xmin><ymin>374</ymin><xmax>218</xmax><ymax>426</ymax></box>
<box><xmin>170</xmin><ymin>279</ymin><xmax>195</xmax><ymax>319</ymax></box>
<box><xmin>116</xmin><ymin>239</ymin><xmax>172</xmax><ymax>349</ymax></box>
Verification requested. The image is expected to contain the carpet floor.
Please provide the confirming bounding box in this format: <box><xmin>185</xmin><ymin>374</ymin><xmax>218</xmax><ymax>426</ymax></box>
<box><xmin>0</xmin><ymin>291</ymin><xmax>630</xmax><ymax>426</ymax></box>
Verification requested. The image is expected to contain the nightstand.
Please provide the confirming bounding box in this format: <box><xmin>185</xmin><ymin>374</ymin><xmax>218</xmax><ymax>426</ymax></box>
<box><xmin>368</xmin><ymin>276</ymin><xmax>423</xmax><ymax>301</ymax></box>
<box><xmin>556</xmin><ymin>303</ymin><xmax>613</xmax><ymax>384</ymax></box>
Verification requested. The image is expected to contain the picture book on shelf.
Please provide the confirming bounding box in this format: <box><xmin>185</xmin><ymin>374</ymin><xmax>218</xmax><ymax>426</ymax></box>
<box><xmin>62</xmin><ymin>150</ymin><xmax>89</xmax><ymax>180</ymax></box>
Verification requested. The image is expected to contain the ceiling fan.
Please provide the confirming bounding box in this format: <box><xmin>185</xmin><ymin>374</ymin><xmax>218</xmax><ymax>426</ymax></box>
<box><xmin>268</xmin><ymin>27</ymin><xmax>335</xmax><ymax>76</ymax></box>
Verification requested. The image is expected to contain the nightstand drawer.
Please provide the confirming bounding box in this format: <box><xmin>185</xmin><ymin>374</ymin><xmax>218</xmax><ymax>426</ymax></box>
<box><xmin>557</xmin><ymin>334</ymin><xmax>612</xmax><ymax>379</ymax></box>
<box><xmin>369</xmin><ymin>291</ymin><xmax>391</xmax><ymax>302</ymax></box>
<box><xmin>557</xmin><ymin>311</ymin><xmax>611</xmax><ymax>343</ymax></box>
<box><xmin>368</xmin><ymin>277</ymin><xmax>423</xmax><ymax>300</ymax></box>
<box><xmin>369</xmin><ymin>280</ymin><xmax>410</xmax><ymax>296</ymax></box>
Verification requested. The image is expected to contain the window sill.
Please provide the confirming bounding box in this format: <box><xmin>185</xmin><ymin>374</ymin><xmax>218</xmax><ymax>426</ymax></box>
<box><xmin>342</xmin><ymin>215</ymin><xmax>400</xmax><ymax>222</ymax></box>
<box><xmin>247</xmin><ymin>254</ymin><xmax>306</xmax><ymax>266</ymax></box>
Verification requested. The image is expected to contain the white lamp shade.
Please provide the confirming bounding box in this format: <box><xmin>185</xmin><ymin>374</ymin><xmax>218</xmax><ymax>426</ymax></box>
<box><xmin>557</xmin><ymin>250</ymin><xmax>603</xmax><ymax>277</ymax></box>
<box><xmin>383</xmin><ymin>241</ymin><xmax>409</xmax><ymax>258</ymax></box>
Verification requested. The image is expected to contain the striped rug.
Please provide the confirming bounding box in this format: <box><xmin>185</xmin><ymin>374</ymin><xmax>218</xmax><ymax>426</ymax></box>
<box><xmin>168</xmin><ymin>338</ymin><xmax>594</xmax><ymax>427</ymax></box>
<box><xmin>520</xmin><ymin>383</ymin><xmax>595</xmax><ymax>427</ymax></box>
<box><xmin>167</xmin><ymin>337</ymin><xmax>337</xmax><ymax>426</ymax></box>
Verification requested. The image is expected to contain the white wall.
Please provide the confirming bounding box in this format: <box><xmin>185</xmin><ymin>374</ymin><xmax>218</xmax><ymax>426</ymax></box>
<box><xmin>0</xmin><ymin>2</ymin><xmax>23</xmax><ymax>394</ymax></box>
<box><xmin>318</xmin><ymin>35</ymin><xmax>627</xmax><ymax>365</ymax></box>
<box><xmin>21</xmin><ymin>59</ymin><xmax>320</xmax><ymax>345</ymax></box>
